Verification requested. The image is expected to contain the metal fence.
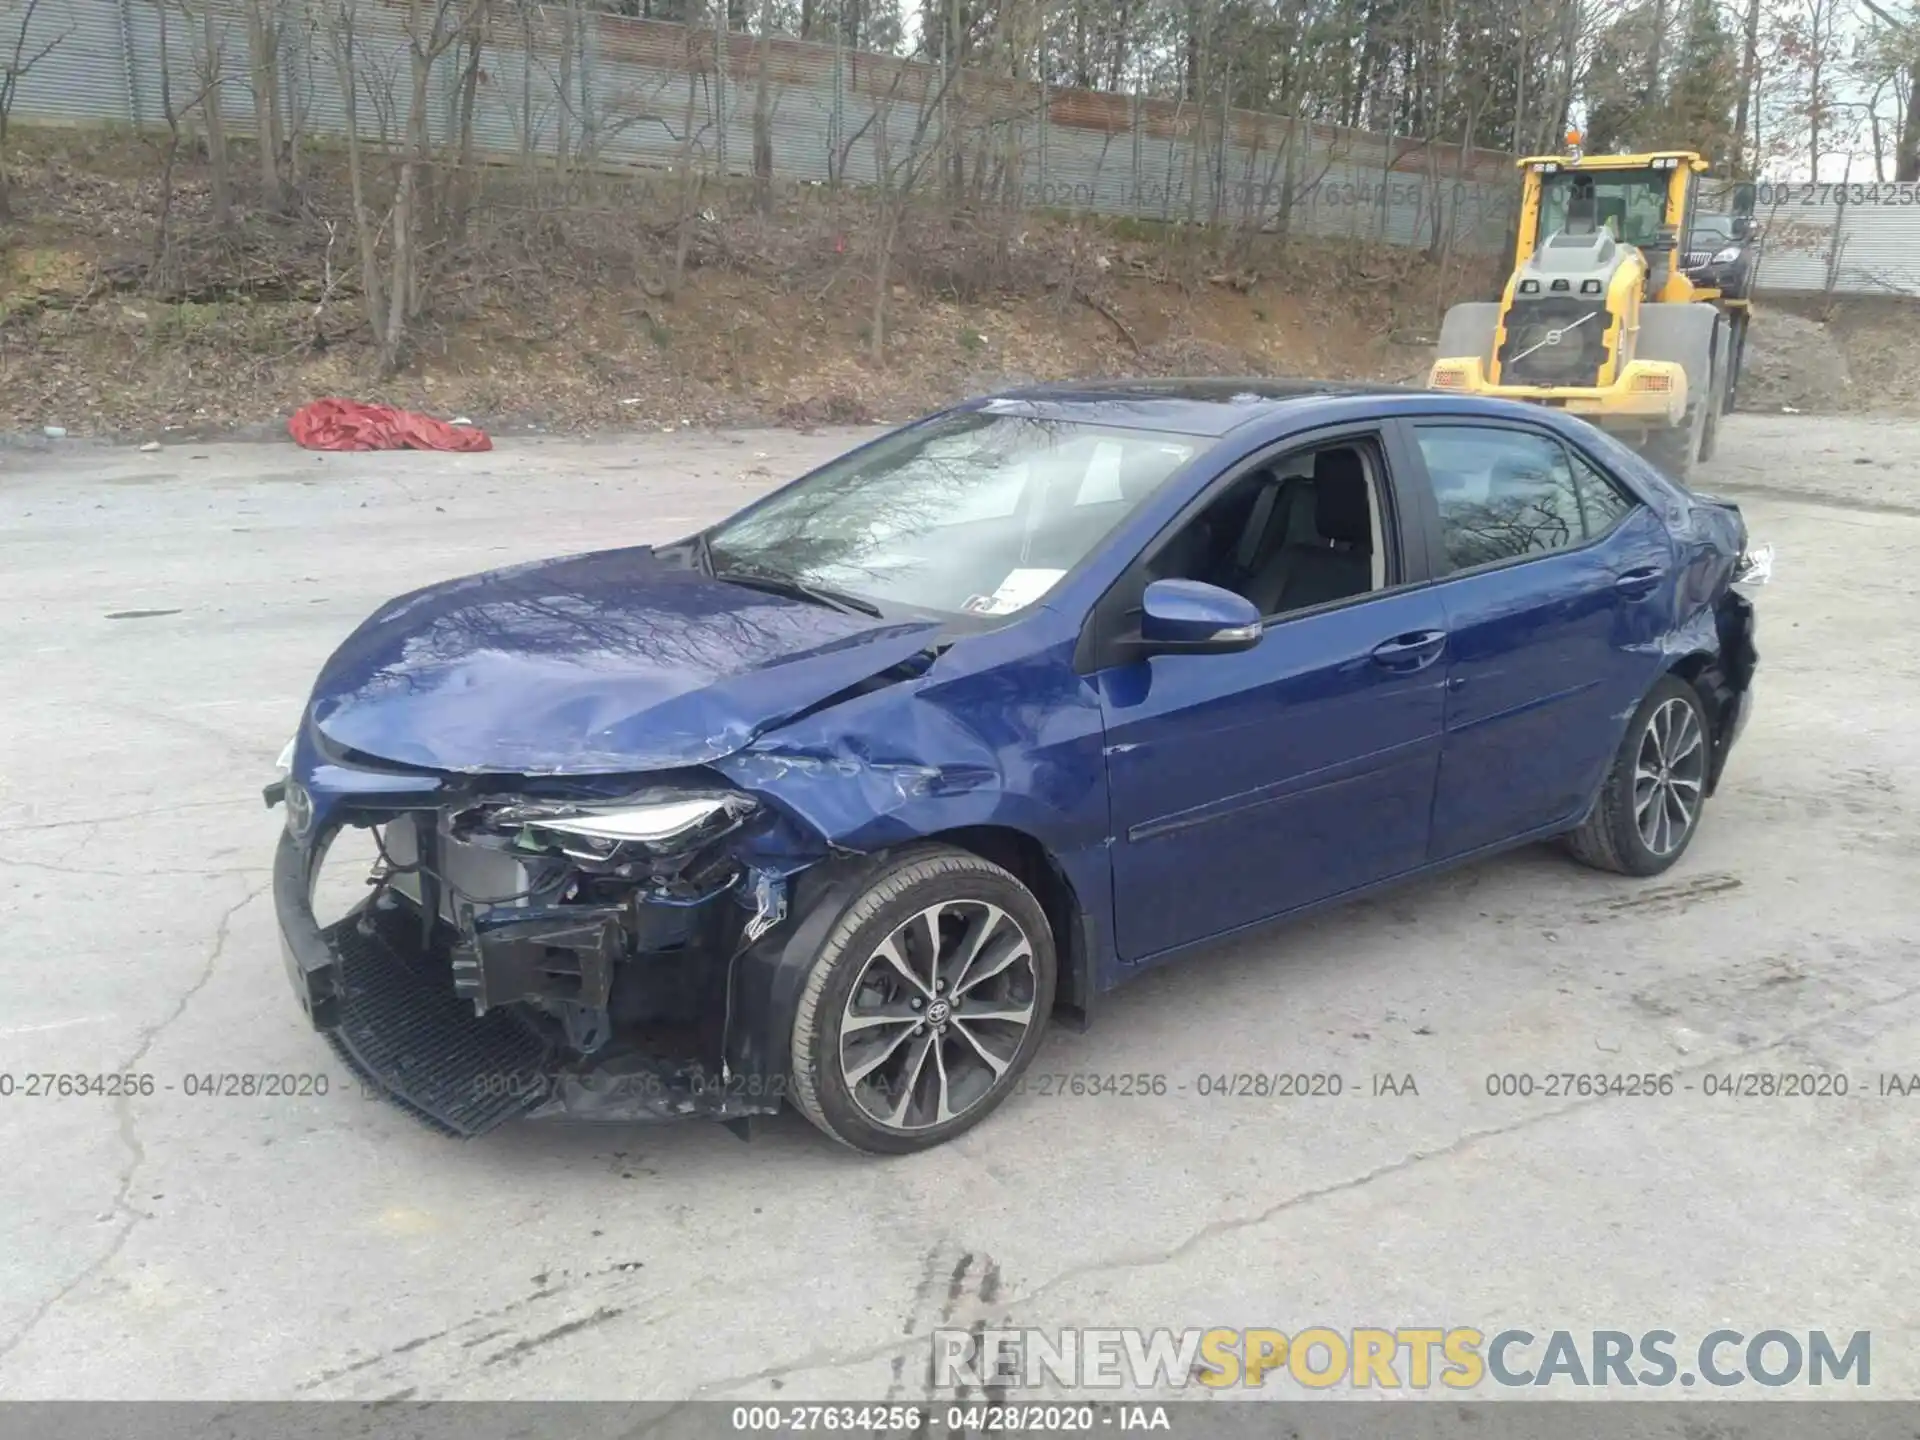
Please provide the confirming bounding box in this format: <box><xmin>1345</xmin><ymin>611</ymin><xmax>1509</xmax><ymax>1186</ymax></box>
<box><xmin>11</xmin><ymin>0</ymin><xmax>1912</xmax><ymax>295</ymax></box>
<box><xmin>1745</xmin><ymin>180</ymin><xmax>1920</xmax><ymax>297</ymax></box>
<box><xmin>2</xmin><ymin>0</ymin><xmax>1523</xmax><ymax>253</ymax></box>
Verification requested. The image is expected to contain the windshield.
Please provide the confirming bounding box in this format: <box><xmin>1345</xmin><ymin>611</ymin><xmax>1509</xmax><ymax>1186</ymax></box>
<box><xmin>1689</xmin><ymin>215</ymin><xmax>1733</xmax><ymax>248</ymax></box>
<box><xmin>1538</xmin><ymin>170</ymin><xmax>1671</xmax><ymax>247</ymax></box>
<box><xmin>704</xmin><ymin>411</ymin><xmax>1202</xmax><ymax>617</ymax></box>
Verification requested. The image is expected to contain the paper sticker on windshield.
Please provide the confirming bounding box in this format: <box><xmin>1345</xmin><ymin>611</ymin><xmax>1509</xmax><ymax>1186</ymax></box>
<box><xmin>972</xmin><ymin>568</ymin><xmax>1065</xmax><ymax>615</ymax></box>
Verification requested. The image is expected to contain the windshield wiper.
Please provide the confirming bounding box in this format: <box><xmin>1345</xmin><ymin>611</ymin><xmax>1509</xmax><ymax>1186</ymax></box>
<box><xmin>689</xmin><ymin>529</ymin><xmax>716</xmax><ymax>574</ymax></box>
<box><xmin>710</xmin><ymin>560</ymin><xmax>883</xmax><ymax>617</ymax></box>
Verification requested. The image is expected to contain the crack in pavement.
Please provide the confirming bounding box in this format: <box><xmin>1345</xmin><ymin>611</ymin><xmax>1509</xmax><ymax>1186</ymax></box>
<box><xmin>684</xmin><ymin>975</ymin><xmax>1920</xmax><ymax>1401</ymax></box>
<box><xmin>0</xmin><ymin>881</ymin><xmax>268</xmax><ymax>1376</ymax></box>
<box><xmin>0</xmin><ymin>797</ymin><xmax>260</xmax><ymax>834</ymax></box>
<box><xmin>0</xmin><ymin>847</ymin><xmax>269</xmax><ymax>882</ymax></box>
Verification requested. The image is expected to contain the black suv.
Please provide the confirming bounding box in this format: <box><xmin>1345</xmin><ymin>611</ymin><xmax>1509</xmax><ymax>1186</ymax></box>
<box><xmin>1684</xmin><ymin>212</ymin><xmax>1761</xmax><ymax>300</ymax></box>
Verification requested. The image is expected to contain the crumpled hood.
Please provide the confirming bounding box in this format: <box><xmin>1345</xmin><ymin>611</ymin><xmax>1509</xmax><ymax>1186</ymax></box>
<box><xmin>308</xmin><ymin>545</ymin><xmax>943</xmax><ymax>775</ymax></box>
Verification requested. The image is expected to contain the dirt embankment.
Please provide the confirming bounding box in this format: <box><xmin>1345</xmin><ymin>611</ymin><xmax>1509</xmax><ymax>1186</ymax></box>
<box><xmin>0</xmin><ymin>128</ymin><xmax>1503</xmax><ymax>440</ymax></box>
<box><xmin>1739</xmin><ymin>297</ymin><xmax>1920</xmax><ymax>417</ymax></box>
<box><xmin>2</xmin><ymin>129</ymin><xmax>1912</xmax><ymax>439</ymax></box>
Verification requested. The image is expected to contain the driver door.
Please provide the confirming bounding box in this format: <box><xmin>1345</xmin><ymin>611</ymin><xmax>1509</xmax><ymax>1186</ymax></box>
<box><xmin>1083</xmin><ymin>427</ymin><xmax>1450</xmax><ymax>963</ymax></box>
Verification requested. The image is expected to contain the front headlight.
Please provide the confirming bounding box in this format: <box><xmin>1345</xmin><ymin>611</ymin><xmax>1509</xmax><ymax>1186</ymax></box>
<box><xmin>275</xmin><ymin>739</ymin><xmax>295</xmax><ymax>776</ymax></box>
<box><xmin>466</xmin><ymin>790</ymin><xmax>758</xmax><ymax>862</ymax></box>
<box><xmin>532</xmin><ymin>797</ymin><xmax>746</xmax><ymax>846</ymax></box>
<box><xmin>1710</xmin><ymin>246</ymin><xmax>1741</xmax><ymax>265</ymax></box>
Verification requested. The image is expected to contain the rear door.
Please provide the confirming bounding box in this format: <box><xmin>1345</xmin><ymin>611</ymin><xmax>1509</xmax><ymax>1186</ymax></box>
<box><xmin>1399</xmin><ymin>418</ymin><xmax>1675</xmax><ymax>859</ymax></box>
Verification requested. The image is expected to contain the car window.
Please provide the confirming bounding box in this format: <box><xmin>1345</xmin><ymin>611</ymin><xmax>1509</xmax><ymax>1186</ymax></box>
<box><xmin>1412</xmin><ymin>425</ymin><xmax>1638</xmax><ymax>574</ymax></box>
<box><xmin>706</xmin><ymin>412</ymin><xmax>1201</xmax><ymax>617</ymax></box>
<box><xmin>1144</xmin><ymin>440</ymin><xmax>1386</xmax><ymax>619</ymax></box>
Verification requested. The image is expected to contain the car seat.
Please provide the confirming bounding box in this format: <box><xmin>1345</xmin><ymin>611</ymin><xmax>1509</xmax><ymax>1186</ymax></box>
<box><xmin>1243</xmin><ymin>449</ymin><xmax>1373</xmax><ymax>615</ymax></box>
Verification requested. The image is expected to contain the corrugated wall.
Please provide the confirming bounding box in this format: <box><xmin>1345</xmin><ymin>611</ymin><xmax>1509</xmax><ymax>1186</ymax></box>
<box><xmin>0</xmin><ymin>0</ymin><xmax>1525</xmax><ymax>254</ymax></box>
<box><xmin>11</xmin><ymin>0</ymin><xmax>1915</xmax><ymax>294</ymax></box>
<box><xmin>1</xmin><ymin>0</ymin><xmax>136</xmax><ymax>125</ymax></box>
<box><xmin>1747</xmin><ymin>180</ymin><xmax>1920</xmax><ymax>296</ymax></box>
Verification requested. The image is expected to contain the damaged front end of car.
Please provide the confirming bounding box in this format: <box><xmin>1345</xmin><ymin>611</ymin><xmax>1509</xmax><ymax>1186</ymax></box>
<box><xmin>266</xmin><ymin>742</ymin><xmax>859</xmax><ymax>1138</ymax></box>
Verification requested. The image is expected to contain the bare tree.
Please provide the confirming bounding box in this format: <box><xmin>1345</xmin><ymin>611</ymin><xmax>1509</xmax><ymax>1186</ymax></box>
<box><xmin>148</xmin><ymin>0</ymin><xmax>221</xmax><ymax>284</ymax></box>
<box><xmin>868</xmin><ymin>57</ymin><xmax>962</xmax><ymax>361</ymax></box>
<box><xmin>751</xmin><ymin>0</ymin><xmax>778</xmax><ymax>212</ymax></box>
<box><xmin>195</xmin><ymin>0</ymin><xmax>234</xmax><ymax>226</ymax></box>
<box><xmin>325</xmin><ymin>0</ymin><xmax>392</xmax><ymax>366</ymax></box>
<box><xmin>246</xmin><ymin>0</ymin><xmax>289</xmax><ymax>209</ymax></box>
<box><xmin>0</xmin><ymin>0</ymin><xmax>72</xmax><ymax>222</ymax></box>
<box><xmin>1858</xmin><ymin>0</ymin><xmax>1920</xmax><ymax>179</ymax></box>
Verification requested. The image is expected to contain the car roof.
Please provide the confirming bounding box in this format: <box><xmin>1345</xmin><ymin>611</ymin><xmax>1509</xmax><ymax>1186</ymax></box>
<box><xmin>961</xmin><ymin>377</ymin><xmax>1584</xmax><ymax>438</ymax></box>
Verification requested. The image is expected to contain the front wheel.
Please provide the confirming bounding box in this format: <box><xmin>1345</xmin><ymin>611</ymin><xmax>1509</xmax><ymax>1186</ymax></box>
<box><xmin>788</xmin><ymin>846</ymin><xmax>1056</xmax><ymax>1154</ymax></box>
<box><xmin>1565</xmin><ymin>675</ymin><xmax>1713</xmax><ymax>876</ymax></box>
<box><xmin>1639</xmin><ymin>394</ymin><xmax>1707</xmax><ymax>482</ymax></box>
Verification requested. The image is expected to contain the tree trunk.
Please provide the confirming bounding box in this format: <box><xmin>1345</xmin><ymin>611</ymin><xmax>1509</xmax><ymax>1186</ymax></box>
<box><xmin>404</xmin><ymin>13</ymin><xmax>432</xmax><ymax>324</ymax></box>
<box><xmin>333</xmin><ymin>10</ymin><xmax>387</xmax><ymax>353</ymax></box>
<box><xmin>1513</xmin><ymin>4</ymin><xmax>1527</xmax><ymax>155</ymax></box>
<box><xmin>1647</xmin><ymin>0</ymin><xmax>1668</xmax><ymax>112</ymax></box>
<box><xmin>1730</xmin><ymin>0</ymin><xmax>1760</xmax><ymax>174</ymax></box>
<box><xmin>384</xmin><ymin>158</ymin><xmax>411</xmax><ymax>371</ymax></box>
<box><xmin>870</xmin><ymin>204</ymin><xmax>899</xmax><ymax>364</ymax></box>
<box><xmin>751</xmin><ymin>0</ymin><xmax>774</xmax><ymax>213</ymax></box>
<box><xmin>200</xmin><ymin>4</ymin><xmax>231</xmax><ymax>225</ymax></box>
<box><xmin>556</xmin><ymin>0</ymin><xmax>576</xmax><ymax>175</ymax></box>
<box><xmin>247</xmin><ymin>1</ymin><xmax>284</xmax><ymax>209</ymax></box>
<box><xmin>449</xmin><ymin>21</ymin><xmax>483</xmax><ymax>243</ymax></box>
<box><xmin>1106</xmin><ymin>0</ymin><xmax>1132</xmax><ymax>91</ymax></box>
<box><xmin>1898</xmin><ymin>64</ymin><xmax>1920</xmax><ymax>182</ymax></box>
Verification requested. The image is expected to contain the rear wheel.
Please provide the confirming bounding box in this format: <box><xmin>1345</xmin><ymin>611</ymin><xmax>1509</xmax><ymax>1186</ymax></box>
<box><xmin>1565</xmin><ymin>675</ymin><xmax>1712</xmax><ymax>877</ymax></box>
<box><xmin>788</xmin><ymin>846</ymin><xmax>1056</xmax><ymax>1154</ymax></box>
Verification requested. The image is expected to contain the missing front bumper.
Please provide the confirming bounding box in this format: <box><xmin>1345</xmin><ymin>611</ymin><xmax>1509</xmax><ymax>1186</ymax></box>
<box><xmin>272</xmin><ymin>830</ymin><xmax>782</xmax><ymax>1136</ymax></box>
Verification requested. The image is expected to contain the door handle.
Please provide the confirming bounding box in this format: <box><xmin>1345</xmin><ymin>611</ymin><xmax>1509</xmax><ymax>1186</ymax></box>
<box><xmin>1370</xmin><ymin>629</ymin><xmax>1447</xmax><ymax>671</ymax></box>
<box><xmin>1614</xmin><ymin>565</ymin><xmax>1665</xmax><ymax>597</ymax></box>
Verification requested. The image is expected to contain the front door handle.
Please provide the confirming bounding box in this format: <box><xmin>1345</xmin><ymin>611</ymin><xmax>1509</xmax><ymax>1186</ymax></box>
<box><xmin>1370</xmin><ymin>629</ymin><xmax>1448</xmax><ymax>672</ymax></box>
<box><xmin>1614</xmin><ymin>565</ymin><xmax>1665</xmax><ymax>598</ymax></box>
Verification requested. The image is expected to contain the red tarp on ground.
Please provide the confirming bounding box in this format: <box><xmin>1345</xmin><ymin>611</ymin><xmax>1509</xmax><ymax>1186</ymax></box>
<box><xmin>288</xmin><ymin>398</ymin><xmax>493</xmax><ymax>452</ymax></box>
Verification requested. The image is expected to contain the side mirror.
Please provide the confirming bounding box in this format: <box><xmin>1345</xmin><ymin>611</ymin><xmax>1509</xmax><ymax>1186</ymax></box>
<box><xmin>1730</xmin><ymin>215</ymin><xmax>1755</xmax><ymax>240</ymax></box>
<box><xmin>1135</xmin><ymin>579</ymin><xmax>1262</xmax><ymax>656</ymax></box>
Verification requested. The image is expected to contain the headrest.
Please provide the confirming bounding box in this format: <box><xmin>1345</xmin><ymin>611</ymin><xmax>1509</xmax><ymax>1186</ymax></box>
<box><xmin>1311</xmin><ymin>449</ymin><xmax>1370</xmax><ymax>546</ymax></box>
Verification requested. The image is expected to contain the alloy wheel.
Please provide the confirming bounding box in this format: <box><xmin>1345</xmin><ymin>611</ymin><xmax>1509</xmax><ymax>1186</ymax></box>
<box><xmin>838</xmin><ymin>900</ymin><xmax>1038</xmax><ymax>1131</ymax></box>
<box><xmin>1633</xmin><ymin>696</ymin><xmax>1706</xmax><ymax>857</ymax></box>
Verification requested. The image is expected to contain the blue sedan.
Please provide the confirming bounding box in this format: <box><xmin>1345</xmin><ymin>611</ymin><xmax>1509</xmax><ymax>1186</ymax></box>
<box><xmin>267</xmin><ymin>380</ymin><xmax>1767</xmax><ymax>1153</ymax></box>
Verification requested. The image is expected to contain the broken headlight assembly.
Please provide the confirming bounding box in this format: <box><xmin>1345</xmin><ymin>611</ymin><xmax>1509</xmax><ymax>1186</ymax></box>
<box><xmin>1733</xmin><ymin>541</ymin><xmax>1774</xmax><ymax>591</ymax></box>
<box><xmin>452</xmin><ymin>790</ymin><xmax>760</xmax><ymax>872</ymax></box>
<box><xmin>372</xmin><ymin>788</ymin><xmax>771</xmax><ymax>1051</ymax></box>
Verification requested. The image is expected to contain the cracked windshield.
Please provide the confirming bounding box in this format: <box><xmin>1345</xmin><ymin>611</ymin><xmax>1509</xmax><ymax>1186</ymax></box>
<box><xmin>707</xmin><ymin>412</ymin><xmax>1199</xmax><ymax>616</ymax></box>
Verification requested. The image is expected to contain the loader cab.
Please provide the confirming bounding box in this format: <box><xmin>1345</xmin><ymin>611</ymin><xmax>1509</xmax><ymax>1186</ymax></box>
<box><xmin>1515</xmin><ymin>150</ymin><xmax>1712</xmax><ymax>304</ymax></box>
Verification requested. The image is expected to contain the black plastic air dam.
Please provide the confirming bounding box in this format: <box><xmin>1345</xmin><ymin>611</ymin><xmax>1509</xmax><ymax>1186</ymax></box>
<box><xmin>275</xmin><ymin>830</ymin><xmax>790</xmax><ymax>1136</ymax></box>
<box><xmin>317</xmin><ymin>903</ymin><xmax>788</xmax><ymax>1134</ymax></box>
<box><xmin>320</xmin><ymin>904</ymin><xmax>553</xmax><ymax>1137</ymax></box>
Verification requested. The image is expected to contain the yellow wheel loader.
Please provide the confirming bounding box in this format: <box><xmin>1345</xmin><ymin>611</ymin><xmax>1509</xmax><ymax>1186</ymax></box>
<box><xmin>1427</xmin><ymin>135</ymin><xmax>1757</xmax><ymax>483</ymax></box>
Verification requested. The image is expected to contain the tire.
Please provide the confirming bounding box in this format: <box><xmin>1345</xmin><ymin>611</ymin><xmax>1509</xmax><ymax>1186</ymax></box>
<box><xmin>1565</xmin><ymin>675</ymin><xmax>1713</xmax><ymax>877</ymax></box>
<box><xmin>1639</xmin><ymin>393</ymin><xmax>1706</xmax><ymax>483</ymax></box>
<box><xmin>1722</xmin><ymin>312</ymin><xmax>1749</xmax><ymax>415</ymax></box>
<box><xmin>788</xmin><ymin>845</ymin><xmax>1057</xmax><ymax>1154</ymax></box>
<box><xmin>1698</xmin><ymin>347</ymin><xmax>1727</xmax><ymax>464</ymax></box>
